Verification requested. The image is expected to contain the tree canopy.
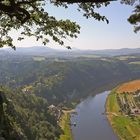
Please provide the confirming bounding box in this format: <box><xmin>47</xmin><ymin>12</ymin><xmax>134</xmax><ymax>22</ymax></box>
<box><xmin>0</xmin><ymin>0</ymin><xmax>139</xmax><ymax>49</ymax></box>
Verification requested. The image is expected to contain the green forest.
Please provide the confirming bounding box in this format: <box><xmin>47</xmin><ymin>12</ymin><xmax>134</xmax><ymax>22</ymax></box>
<box><xmin>1</xmin><ymin>53</ymin><xmax>140</xmax><ymax>139</ymax></box>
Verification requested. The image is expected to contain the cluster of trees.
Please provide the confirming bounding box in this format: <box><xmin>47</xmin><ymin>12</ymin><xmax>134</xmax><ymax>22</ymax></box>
<box><xmin>0</xmin><ymin>87</ymin><xmax>62</xmax><ymax>140</ymax></box>
<box><xmin>0</xmin><ymin>0</ymin><xmax>139</xmax><ymax>48</ymax></box>
<box><xmin>1</xmin><ymin>55</ymin><xmax>140</xmax><ymax>105</ymax></box>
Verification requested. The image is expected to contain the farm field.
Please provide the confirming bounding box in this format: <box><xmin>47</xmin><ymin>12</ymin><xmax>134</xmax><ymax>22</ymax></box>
<box><xmin>129</xmin><ymin>61</ymin><xmax>140</xmax><ymax>65</ymax></box>
<box><xmin>117</xmin><ymin>80</ymin><xmax>140</xmax><ymax>93</ymax></box>
<box><xmin>106</xmin><ymin>80</ymin><xmax>140</xmax><ymax>140</ymax></box>
<box><xmin>33</xmin><ymin>56</ymin><xmax>46</xmax><ymax>61</ymax></box>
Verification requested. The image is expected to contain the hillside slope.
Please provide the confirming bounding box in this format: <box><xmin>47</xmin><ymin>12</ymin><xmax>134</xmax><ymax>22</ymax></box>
<box><xmin>0</xmin><ymin>87</ymin><xmax>61</xmax><ymax>140</ymax></box>
<box><xmin>1</xmin><ymin>56</ymin><xmax>140</xmax><ymax>106</ymax></box>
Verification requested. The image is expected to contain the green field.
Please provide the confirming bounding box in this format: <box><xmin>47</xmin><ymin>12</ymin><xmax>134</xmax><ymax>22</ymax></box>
<box><xmin>33</xmin><ymin>56</ymin><xmax>46</xmax><ymax>61</ymax></box>
<box><xmin>129</xmin><ymin>61</ymin><xmax>140</xmax><ymax>65</ymax></box>
<box><xmin>106</xmin><ymin>90</ymin><xmax>140</xmax><ymax>140</ymax></box>
<box><xmin>59</xmin><ymin>112</ymin><xmax>73</xmax><ymax>140</ymax></box>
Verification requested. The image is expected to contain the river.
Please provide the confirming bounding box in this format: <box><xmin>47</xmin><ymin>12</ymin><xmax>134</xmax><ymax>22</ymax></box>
<box><xmin>70</xmin><ymin>91</ymin><xmax>119</xmax><ymax>140</ymax></box>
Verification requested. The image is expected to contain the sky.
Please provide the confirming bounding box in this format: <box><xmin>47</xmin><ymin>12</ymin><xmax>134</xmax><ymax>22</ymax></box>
<box><xmin>11</xmin><ymin>1</ymin><xmax>140</xmax><ymax>50</ymax></box>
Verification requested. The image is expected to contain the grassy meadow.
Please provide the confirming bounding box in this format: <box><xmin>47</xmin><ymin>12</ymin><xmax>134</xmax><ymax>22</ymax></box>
<box><xmin>59</xmin><ymin>111</ymin><xmax>73</xmax><ymax>140</ymax></box>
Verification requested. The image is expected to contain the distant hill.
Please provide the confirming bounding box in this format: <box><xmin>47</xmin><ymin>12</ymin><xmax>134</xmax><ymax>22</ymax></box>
<box><xmin>3</xmin><ymin>46</ymin><xmax>59</xmax><ymax>56</ymax></box>
<box><xmin>1</xmin><ymin>47</ymin><xmax>140</xmax><ymax>57</ymax></box>
<box><xmin>88</xmin><ymin>48</ymin><xmax>140</xmax><ymax>56</ymax></box>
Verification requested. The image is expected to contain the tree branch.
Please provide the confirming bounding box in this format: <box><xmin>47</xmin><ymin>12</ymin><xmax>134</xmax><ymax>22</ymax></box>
<box><xmin>56</xmin><ymin>0</ymin><xmax>116</xmax><ymax>3</ymax></box>
<box><xmin>0</xmin><ymin>0</ymin><xmax>31</xmax><ymax>24</ymax></box>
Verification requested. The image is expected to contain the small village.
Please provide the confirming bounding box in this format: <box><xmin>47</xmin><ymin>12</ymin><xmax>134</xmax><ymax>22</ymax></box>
<box><xmin>116</xmin><ymin>89</ymin><xmax>140</xmax><ymax>116</ymax></box>
<box><xmin>48</xmin><ymin>104</ymin><xmax>62</xmax><ymax>123</ymax></box>
<box><xmin>48</xmin><ymin>104</ymin><xmax>77</xmax><ymax>127</ymax></box>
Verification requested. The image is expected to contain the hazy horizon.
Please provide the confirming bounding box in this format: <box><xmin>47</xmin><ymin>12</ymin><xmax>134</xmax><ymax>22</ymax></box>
<box><xmin>1</xmin><ymin>45</ymin><xmax>140</xmax><ymax>52</ymax></box>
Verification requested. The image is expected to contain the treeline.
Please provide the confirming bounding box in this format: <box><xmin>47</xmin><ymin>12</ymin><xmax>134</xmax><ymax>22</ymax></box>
<box><xmin>0</xmin><ymin>56</ymin><xmax>140</xmax><ymax>105</ymax></box>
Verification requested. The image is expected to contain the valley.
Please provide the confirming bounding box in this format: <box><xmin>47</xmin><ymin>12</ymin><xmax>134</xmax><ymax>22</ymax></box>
<box><xmin>1</xmin><ymin>48</ymin><xmax>140</xmax><ymax>140</ymax></box>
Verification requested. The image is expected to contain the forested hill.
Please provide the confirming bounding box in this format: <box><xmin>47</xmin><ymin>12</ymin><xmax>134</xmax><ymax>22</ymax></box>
<box><xmin>0</xmin><ymin>87</ymin><xmax>61</xmax><ymax>140</ymax></box>
<box><xmin>1</xmin><ymin>55</ymin><xmax>140</xmax><ymax>105</ymax></box>
<box><xmin>1</xmin><ymin>53</ymin><xmax>140</xmax><ymax>139</ymax></box>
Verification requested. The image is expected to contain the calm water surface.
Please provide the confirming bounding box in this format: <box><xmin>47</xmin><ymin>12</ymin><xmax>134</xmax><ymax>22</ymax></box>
<box><xmin>71</xmin><ymin>91</ymin><xmax>119</xmax><ymax>140</ymax></box>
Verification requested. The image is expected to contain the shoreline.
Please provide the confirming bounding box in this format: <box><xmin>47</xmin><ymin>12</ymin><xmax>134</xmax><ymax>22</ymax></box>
<box><xmin>105</xmin><ymin>91</ymin><xmax>121</xmax><ymax>140</ymax></box>
<box><xmin>70</xmin><ymin>91</ymin><xmax>118</xmax><ymax>140</ymax></box>
<box><xmin>60</xmin><ymin>89</ymin><xmax>121</xmax><ymax>140</ymax></box>
<box><xmin>106</xmin><ymin>84</ymin><xmax>140</xmax><ymax>140</ymax></box>
<box><xmin>59</xmin><ymin>109</ymin><xmax>76</xmax><ymax>140</ymax></box>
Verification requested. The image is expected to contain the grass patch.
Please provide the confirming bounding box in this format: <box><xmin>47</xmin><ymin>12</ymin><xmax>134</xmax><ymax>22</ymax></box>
<box><xmin>107</xmin><ymin>90</ymin><xmax>120</xmax><ymax>113</ymax></box>
<box><xmin>129</xmin><ymin>61</ymin><xmax>140</xmax><ymax>65</ymax></box>
<box><xmin>33</xmin><ymin>56</ymin><xmax>46</xmax><ymax>61</ymax></box>
<box><xmin>59</xmin><ymin>112</ymin><xmax>73</xmax><ymax>140</ymax></box>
